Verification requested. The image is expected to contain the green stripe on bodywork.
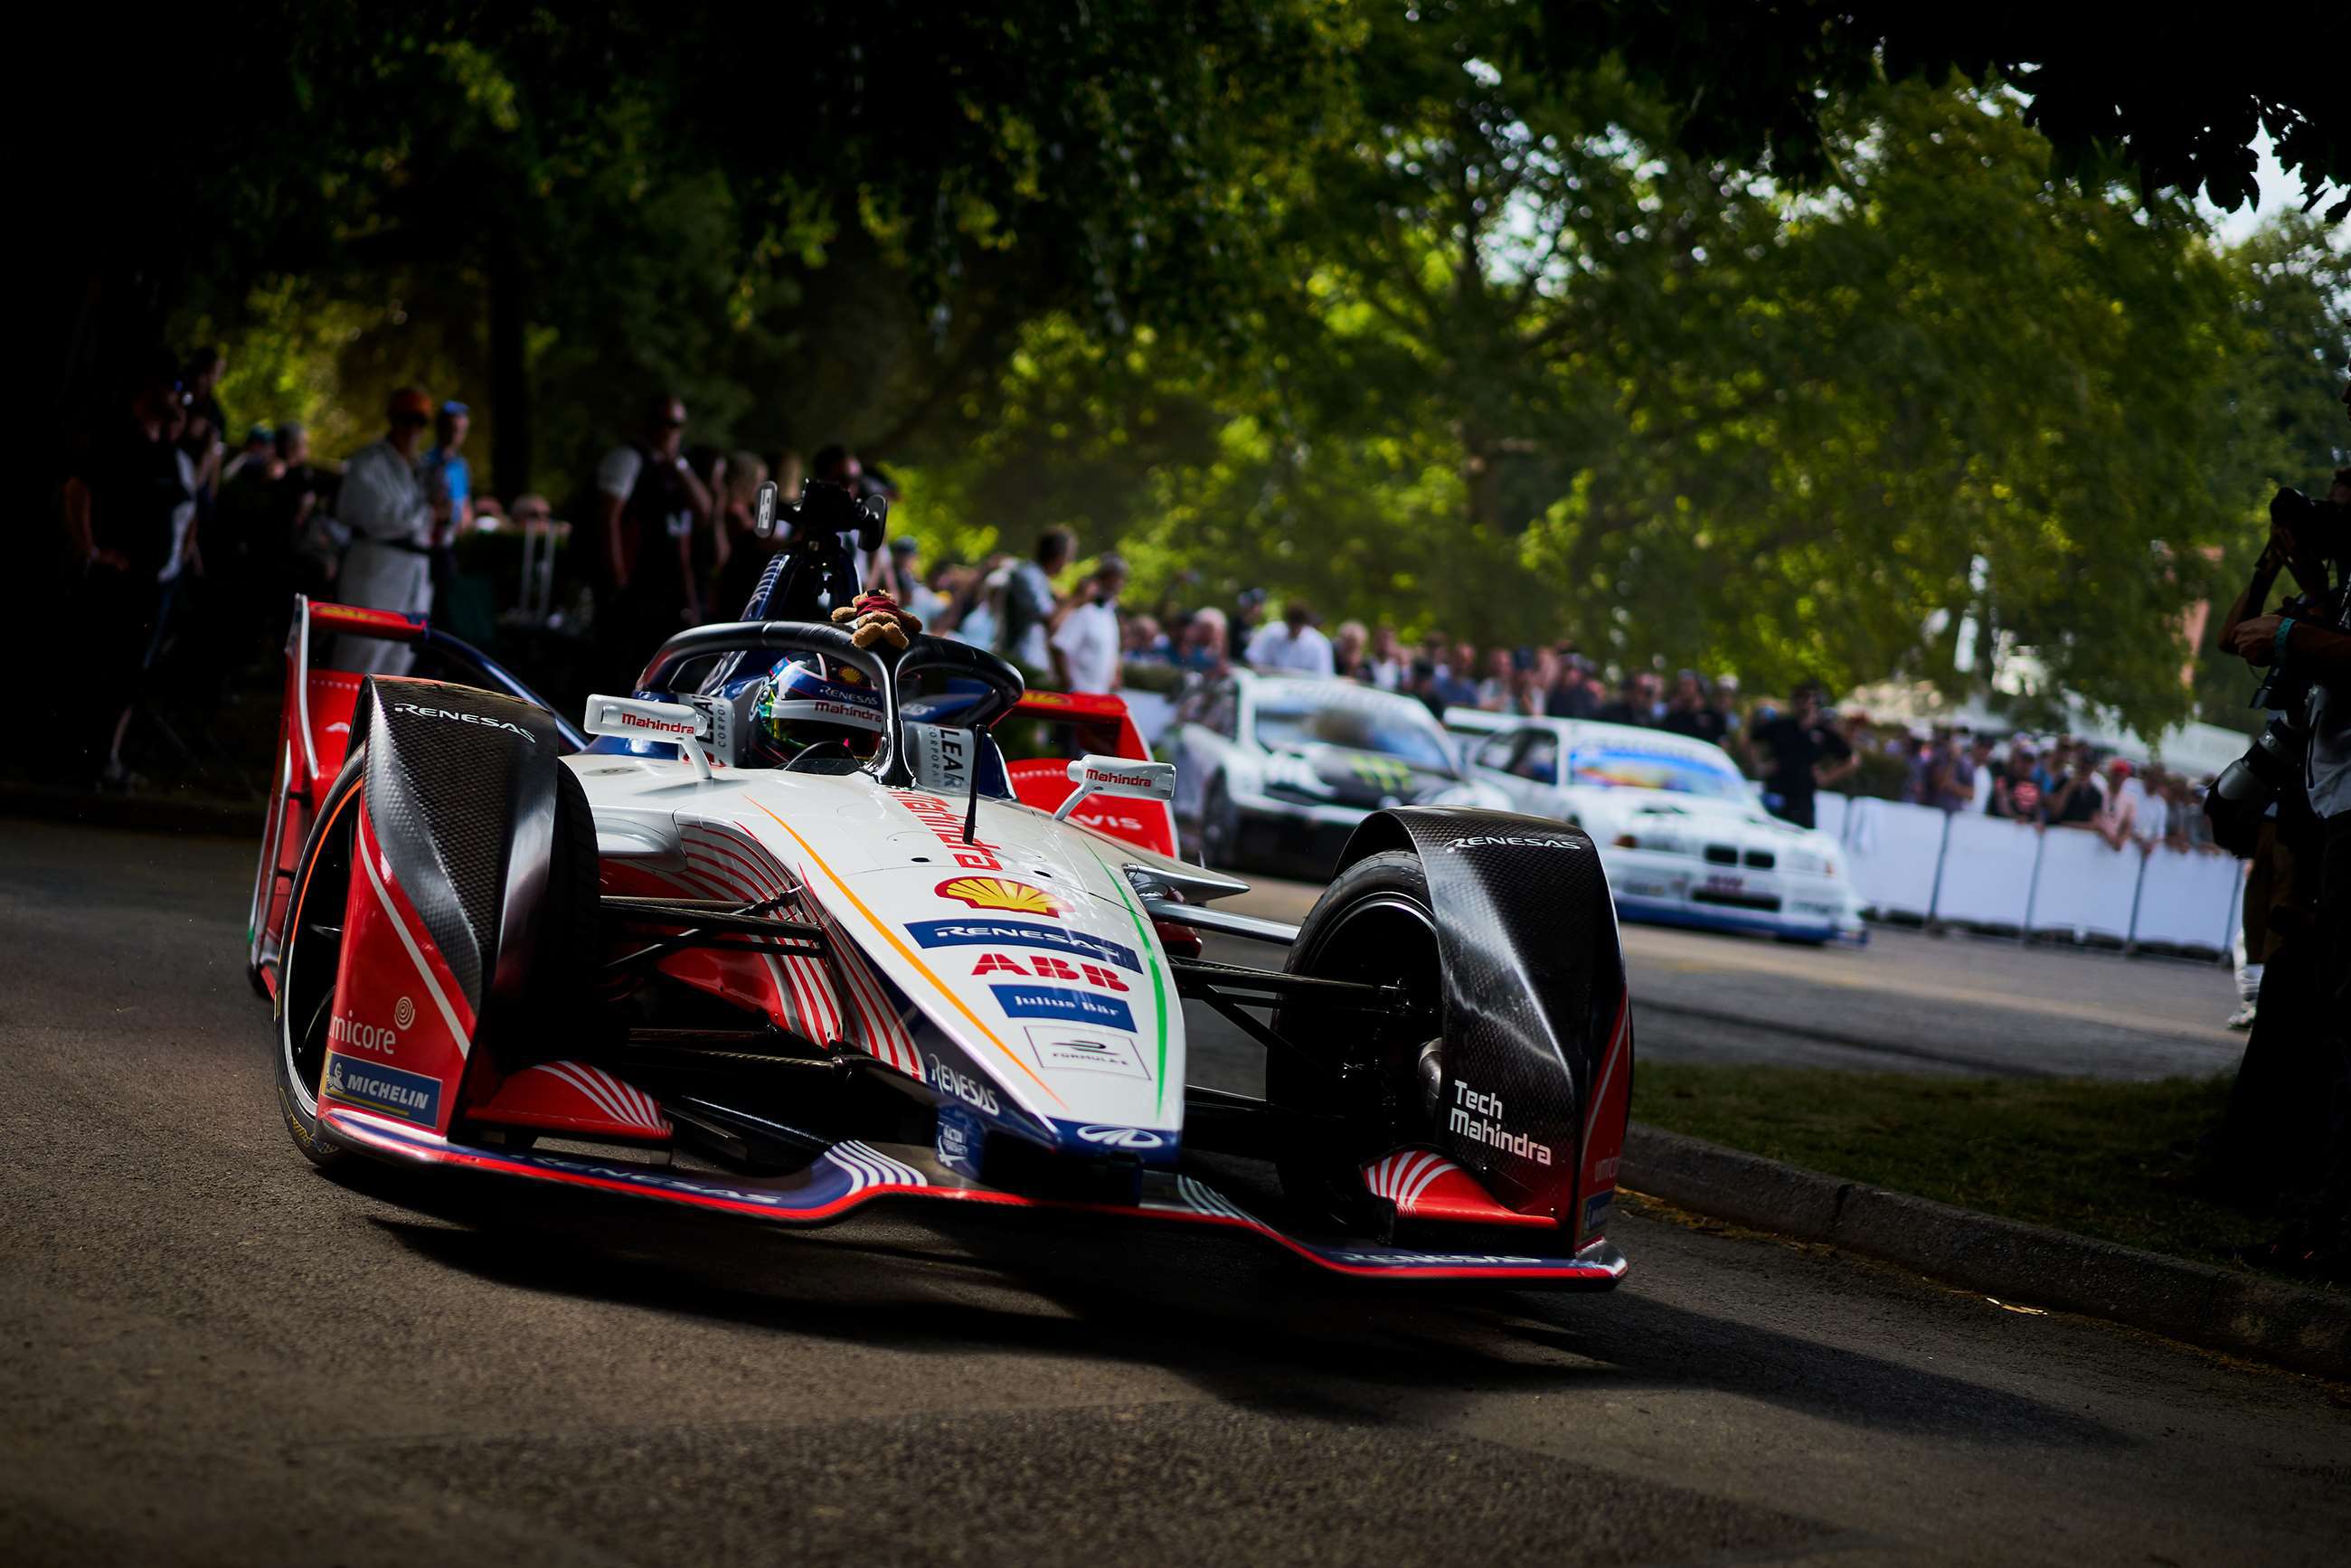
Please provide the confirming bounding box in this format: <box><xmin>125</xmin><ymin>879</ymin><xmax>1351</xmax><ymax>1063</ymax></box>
<box><xmin>1087</xmin><ymin>845</ymin><xmax>1171</xmax><ymax>1113</ymax></box>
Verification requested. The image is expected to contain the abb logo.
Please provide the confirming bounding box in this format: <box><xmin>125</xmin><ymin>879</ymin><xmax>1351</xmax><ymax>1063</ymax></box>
<box><xmin>970</xmin><ymin>952</ymin><xmax>1128</xmax><ymax>992</ymax></box>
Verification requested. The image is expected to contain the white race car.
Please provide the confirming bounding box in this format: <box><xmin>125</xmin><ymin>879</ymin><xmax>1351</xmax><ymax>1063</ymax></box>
<box><xmin>1447</xmin><ymin>710</ymin><xmax>1865</xmax><ymax>944</ymax></box>
<box><xmin>1167</xmin><ymin>670</ymin><xmax>1510</xmax><ymax>874</ymax></box>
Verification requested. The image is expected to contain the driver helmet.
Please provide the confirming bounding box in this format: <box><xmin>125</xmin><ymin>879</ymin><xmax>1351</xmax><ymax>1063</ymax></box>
<box><xmin>752</xmin><ymin>655</ymin><xmax>884</xmax><ymax>760</ymax></box>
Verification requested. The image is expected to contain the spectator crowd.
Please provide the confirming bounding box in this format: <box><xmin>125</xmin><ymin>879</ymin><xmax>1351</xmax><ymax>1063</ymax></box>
<box><xmin>48</xmin><ymin>357</ymin><xmax>2234</xmax><ymax>857</ymax></box>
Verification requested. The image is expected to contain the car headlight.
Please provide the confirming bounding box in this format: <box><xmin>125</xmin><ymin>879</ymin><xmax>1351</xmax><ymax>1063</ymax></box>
<box><xmin>1260</xmin><ymin>753</ymin><xmax>1333</xmax><ymax>798</ymax></box>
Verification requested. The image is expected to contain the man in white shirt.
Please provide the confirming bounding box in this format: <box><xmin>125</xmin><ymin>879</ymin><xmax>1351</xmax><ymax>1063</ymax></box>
<box><xmin>334</xmin><ymin>387</ymin><xmax>440</xmax><ymax>675</ymax></box>
<box><xmin>1051</xmin><ymin>554</ymin><xmax>1127</xmax><ymax>694</ymax></box>
<box><xmin>1244</xmin><ymin>600</ymin><xmax>1336</xmax><ymax>676</ymax></box>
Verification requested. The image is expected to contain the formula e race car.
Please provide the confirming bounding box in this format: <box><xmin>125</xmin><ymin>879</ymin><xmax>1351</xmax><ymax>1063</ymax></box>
<box><xmin>248</xmin><ymin>512</ymin><xmax>1631</xmax><ymax>1284</ymax></box>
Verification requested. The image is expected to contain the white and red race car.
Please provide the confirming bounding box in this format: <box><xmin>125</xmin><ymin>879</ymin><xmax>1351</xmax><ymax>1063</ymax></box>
<box><xmin>248</xmin><ymin>581</ymin><xmax>1633</xmax><ymax>1284</ymax></box>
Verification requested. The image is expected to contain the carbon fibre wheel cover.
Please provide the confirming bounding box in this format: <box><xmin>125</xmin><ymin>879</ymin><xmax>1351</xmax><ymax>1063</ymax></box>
<box><xmin>354</xmin><ymin>677</ymin><xmax>570</xmax><ymax>1016</ymax></box>
<box><xmin>1327</xmin><ymin>809</ymin><xmax>1627</xmax><ymax>1218</ymax></box>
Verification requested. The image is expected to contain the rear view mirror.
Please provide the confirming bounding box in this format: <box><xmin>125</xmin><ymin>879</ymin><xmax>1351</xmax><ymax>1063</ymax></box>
<box><xmin>583</xmin><ymin>694</ymin><xmax>714</xmax><ymax>782</ymax></box>
<box><xmin>1054</xmin><ymin>755</ymin><xmax>1176</xmax><ymax>821</ymax></box>
<box><xmin>752</xmin><ymin>480</ymin><xmax>779</xmax><ymax>539</ymax></box>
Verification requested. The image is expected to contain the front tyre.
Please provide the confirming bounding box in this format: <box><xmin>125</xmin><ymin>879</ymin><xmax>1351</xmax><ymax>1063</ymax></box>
<box><xmin>272</xmin><ymin>753</ymin><xmax>367</xmax><ymax>1167</ymax></box>
<box><xmin>1269</xmin><ymin>849</ymin><xmax>1445</xmax><ymax>1230</ymax></box>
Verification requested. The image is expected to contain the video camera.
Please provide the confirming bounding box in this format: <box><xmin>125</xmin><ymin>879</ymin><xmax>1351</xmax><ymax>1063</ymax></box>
<box><xmin>742</xmin><ymin>477</ymin><xmax>890</xmax><ymax>625</ymax></box>
<box><xmin>2205</xmin><ymin>487</ymin><xmax>2351</xmax><ymax>855</ymax></box>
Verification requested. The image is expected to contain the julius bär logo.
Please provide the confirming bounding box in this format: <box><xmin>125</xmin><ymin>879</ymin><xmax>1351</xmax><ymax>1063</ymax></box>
<box><xmin>934</xmin><ymin>876</ymin><xmax>1062</xmax><ymax>917</ymax></box>
<box><xmin>393</xmin><ymin>996</ymin><xmax>416</xmax><ymax>1029</ymax></box>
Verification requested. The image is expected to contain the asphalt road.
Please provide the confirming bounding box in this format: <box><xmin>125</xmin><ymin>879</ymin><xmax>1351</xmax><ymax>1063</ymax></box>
<box><xmin>4</xmin><ymin>820</ymin><xmax>2344</xmax><ymax>1567</ymax></box>
<box><xmin>1207</xmin><ymin>876</ymin><xmax>2248</xmax><ymax>1083</ymax></box>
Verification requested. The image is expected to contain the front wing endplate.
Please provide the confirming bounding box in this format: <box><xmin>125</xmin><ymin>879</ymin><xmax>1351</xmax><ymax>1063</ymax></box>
<box><xmin>319</xmin><ymin>1107</ymin><xmax>1626</xmax><ymax>1286</ymax></box>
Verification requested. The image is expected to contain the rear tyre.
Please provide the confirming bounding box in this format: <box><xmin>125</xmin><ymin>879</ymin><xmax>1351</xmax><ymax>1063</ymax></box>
<box><xmin>1269</xmin><ymin>849</ymin><xmax>1445</xmax><ymax>1230</ymax></box>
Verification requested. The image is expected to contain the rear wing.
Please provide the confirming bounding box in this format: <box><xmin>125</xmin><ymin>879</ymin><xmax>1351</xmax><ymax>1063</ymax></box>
<box><xmin>1001</xmin><ymin>688</ymin><xmax>1180</xmax><ymax>858</ymax></box>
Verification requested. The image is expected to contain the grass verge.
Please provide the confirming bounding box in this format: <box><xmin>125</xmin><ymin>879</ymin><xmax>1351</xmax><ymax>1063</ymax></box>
<box><xmin>1631</xmin><ymin>1066</ymin><xmax>2280</xmax><ymax>1271</ymax></box>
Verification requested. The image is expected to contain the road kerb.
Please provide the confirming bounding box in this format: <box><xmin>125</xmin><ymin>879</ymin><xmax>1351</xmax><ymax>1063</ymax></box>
<box><xmin>1622</xmin><ymin>1123</ymin><xmax>2348</xmax><ymax>1379</ymax></box>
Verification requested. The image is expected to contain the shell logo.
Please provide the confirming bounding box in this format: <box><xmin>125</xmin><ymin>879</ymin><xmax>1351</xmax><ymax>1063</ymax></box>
<box><xmin>935</xmin><ymin>875</ymin><xmax>1062</xmax><ymax>917</ymax></box>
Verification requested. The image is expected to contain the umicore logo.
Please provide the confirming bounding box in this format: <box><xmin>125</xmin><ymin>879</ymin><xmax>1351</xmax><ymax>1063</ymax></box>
<box><xmin>328</xmin><ymin>1012</ymin><xmax>399</xmax><ymax>1054</ymax></box>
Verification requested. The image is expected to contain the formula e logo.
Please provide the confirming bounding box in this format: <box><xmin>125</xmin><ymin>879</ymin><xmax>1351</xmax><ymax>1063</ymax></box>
<box><xmin>389</xmin><ymin>702</ymin><xmax>534</xmax><ymax>740</ymax></box>
<box><xmin>1076</xmin><ymin>1124</ymin><xmax>1164</xmax><ymax>1150</ymax></box>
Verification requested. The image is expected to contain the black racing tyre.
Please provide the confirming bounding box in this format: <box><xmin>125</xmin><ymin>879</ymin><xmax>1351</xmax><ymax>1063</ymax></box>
<box><xmin>1269</xmin><ymin>849</ymin><xmax>1446</xmax><ymax>1230</ymax></box>
<box><xmin>272</xmin><ymin>750</ymin><xmax>368</xmax><ymax>1168</ymax></box>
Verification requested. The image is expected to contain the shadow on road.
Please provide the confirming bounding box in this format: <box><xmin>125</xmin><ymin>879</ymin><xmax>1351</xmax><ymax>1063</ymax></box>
<box><xmin>356</xmin><ymin>1160</ymin><xmax>2126</xmax><ymax>1452</ymax></box>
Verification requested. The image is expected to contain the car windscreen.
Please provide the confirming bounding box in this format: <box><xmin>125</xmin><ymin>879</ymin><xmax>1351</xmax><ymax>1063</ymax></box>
<box><xmin>1251</xmin><ymin>690</ymin><xmax>1455</xmax><ymax>772</ymax></box>
<box><xmin>1567</xmin><ymin>744</ymin><xmax>1750</xmax><ymax>800</ymax></box>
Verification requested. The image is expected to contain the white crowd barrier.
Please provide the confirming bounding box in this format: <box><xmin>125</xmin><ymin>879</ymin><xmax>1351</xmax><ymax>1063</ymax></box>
<box><xmin>1842</xmin><ymin>798</ymin><xmax>1948</xmax><ymax>921</ymax></box>
<box><xmin>1812</xmin><ymin>790</ymin><xmax>1852</xmax><ymax>845</ymax></box>
<box><xmin>2129</xmin><ymin>845</ymin><xmax>2243</xmax><ymax>952</ymax></box>
<box><xmin>2025</xmin><ymin>827</ymin><xmax>2142</xmax><ymax>941</ymax></box>
<box><xmin>1816</xmin><ymin>797</ymin><xmax>2238</xmax><ymax>954</ymax></box>
<box><xmin>1931</xmin><ymin>814</ymin><xmax>2042</xmax><ymax>929</ymax></box>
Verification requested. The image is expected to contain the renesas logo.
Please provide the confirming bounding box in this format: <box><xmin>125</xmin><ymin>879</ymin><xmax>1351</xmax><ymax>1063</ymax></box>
<box><xmin>905</xmin><ymin>921</ymin><xmax>1139</xmax><ymax>973</ymax></box>
<box><xmin>1076</xmin><ymin>1124</ymin><xmax>1164</xmax><ymax>1150</ymax></box>
<box><xmin>927</xmin><ymin>1054</ymin><xmax>1001</xmax><ymax>1116</ymax></box>
<box><xmin>326</xmin><ymin>1011</ymin><xmax>398</xmax><ymax>1055</ymax></box>
<box><xmin>390</xmin><ymin>702</ymin><xmax>534</xmax><ymax>740</ymax></box>
<box><xmin>1445</xmin><ymin>834</ymin><xmax>1582</xmax><ymax>853</ymax></box>
<box><xmin>1447</xmin><ymin>1080</ymin><xmax>1553</xmax><ymax>1167</ymax></box>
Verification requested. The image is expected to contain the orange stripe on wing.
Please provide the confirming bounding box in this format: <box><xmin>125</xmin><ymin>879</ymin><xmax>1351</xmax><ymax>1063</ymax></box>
<box><xmin>748</xmin><ymin>800</ymin><xmax>1064</xmax><ymax>1109</ymax></box>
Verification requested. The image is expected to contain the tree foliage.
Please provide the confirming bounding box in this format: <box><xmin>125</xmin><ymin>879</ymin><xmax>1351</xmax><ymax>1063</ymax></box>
<box><xmin>46</xmin><ymin>2</ymin><xmax>2347</xmax><ymax>734</ymax></box>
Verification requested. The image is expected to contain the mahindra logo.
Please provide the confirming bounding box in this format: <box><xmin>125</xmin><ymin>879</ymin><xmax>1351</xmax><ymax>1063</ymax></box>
<box><xmin>619</xmin><ymin>713</ymin><xmax>695</xmax><ymax>734</ymax></box>
<box><xmin>1076</xmin><ymin>1124</ymin><xmax>1164</xmax><ymax>1149</ymax></box>
<box><xmin>1090</xmin><ymin>770</ymin><xmax>1154</xmax><ymax>788</ymax></box>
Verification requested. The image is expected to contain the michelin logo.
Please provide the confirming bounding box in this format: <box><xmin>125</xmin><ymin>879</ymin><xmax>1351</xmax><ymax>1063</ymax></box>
<box><xmin>324</xmin><ymin>1055</ymin><xmax>442</xmax><ymax>1127</ymax></box>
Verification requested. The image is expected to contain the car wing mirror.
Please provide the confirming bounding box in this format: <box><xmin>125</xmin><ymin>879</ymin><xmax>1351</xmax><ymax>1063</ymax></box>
<box><xmin>583</xmin><ymin>694</ymin><xmax>715</xmax><ymax>782</ymax></box>
<box><xmin>752</xmin><ymin>480</ymin><xmax>779</xmax><ymax>539</ymax></box>
<box><xmin>1054</xmin><ymin>755</ymin><xmax>1176</xmax><ymax>821</ymax></box>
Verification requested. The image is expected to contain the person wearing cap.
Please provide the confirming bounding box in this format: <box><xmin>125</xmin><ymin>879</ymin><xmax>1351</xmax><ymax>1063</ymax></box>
<box><xmin>420</xmin><ymin>401</ymin><xmax>473</xmax><ymax>534</ymax></box>
<box><xmin>333</xmin><ymin>387</ymin><xmax>439</xmax><ymax>675</ymax></box>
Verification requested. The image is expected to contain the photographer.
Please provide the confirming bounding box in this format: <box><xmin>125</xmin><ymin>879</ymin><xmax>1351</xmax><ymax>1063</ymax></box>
<box><xmin>2214</xmin><ymin>382</ymin><xmax>2351</xmax><ymax>1272</ymax></box>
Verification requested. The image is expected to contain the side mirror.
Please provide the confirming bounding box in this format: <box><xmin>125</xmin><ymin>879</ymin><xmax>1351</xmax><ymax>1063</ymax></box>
<box><xmin>1054</xmin><ymin>755</ymin><xmax>1176</xmax><ymax>822</ymax></box>
<box><xmin>583</xmin><ymin>694</ymin><xmax>714</xmax><ymax>782</ymax></box>
<box><xmin>752</xmin><ymin>480</ymin><xmax>779</xmax><ymax>539</ymax></box>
